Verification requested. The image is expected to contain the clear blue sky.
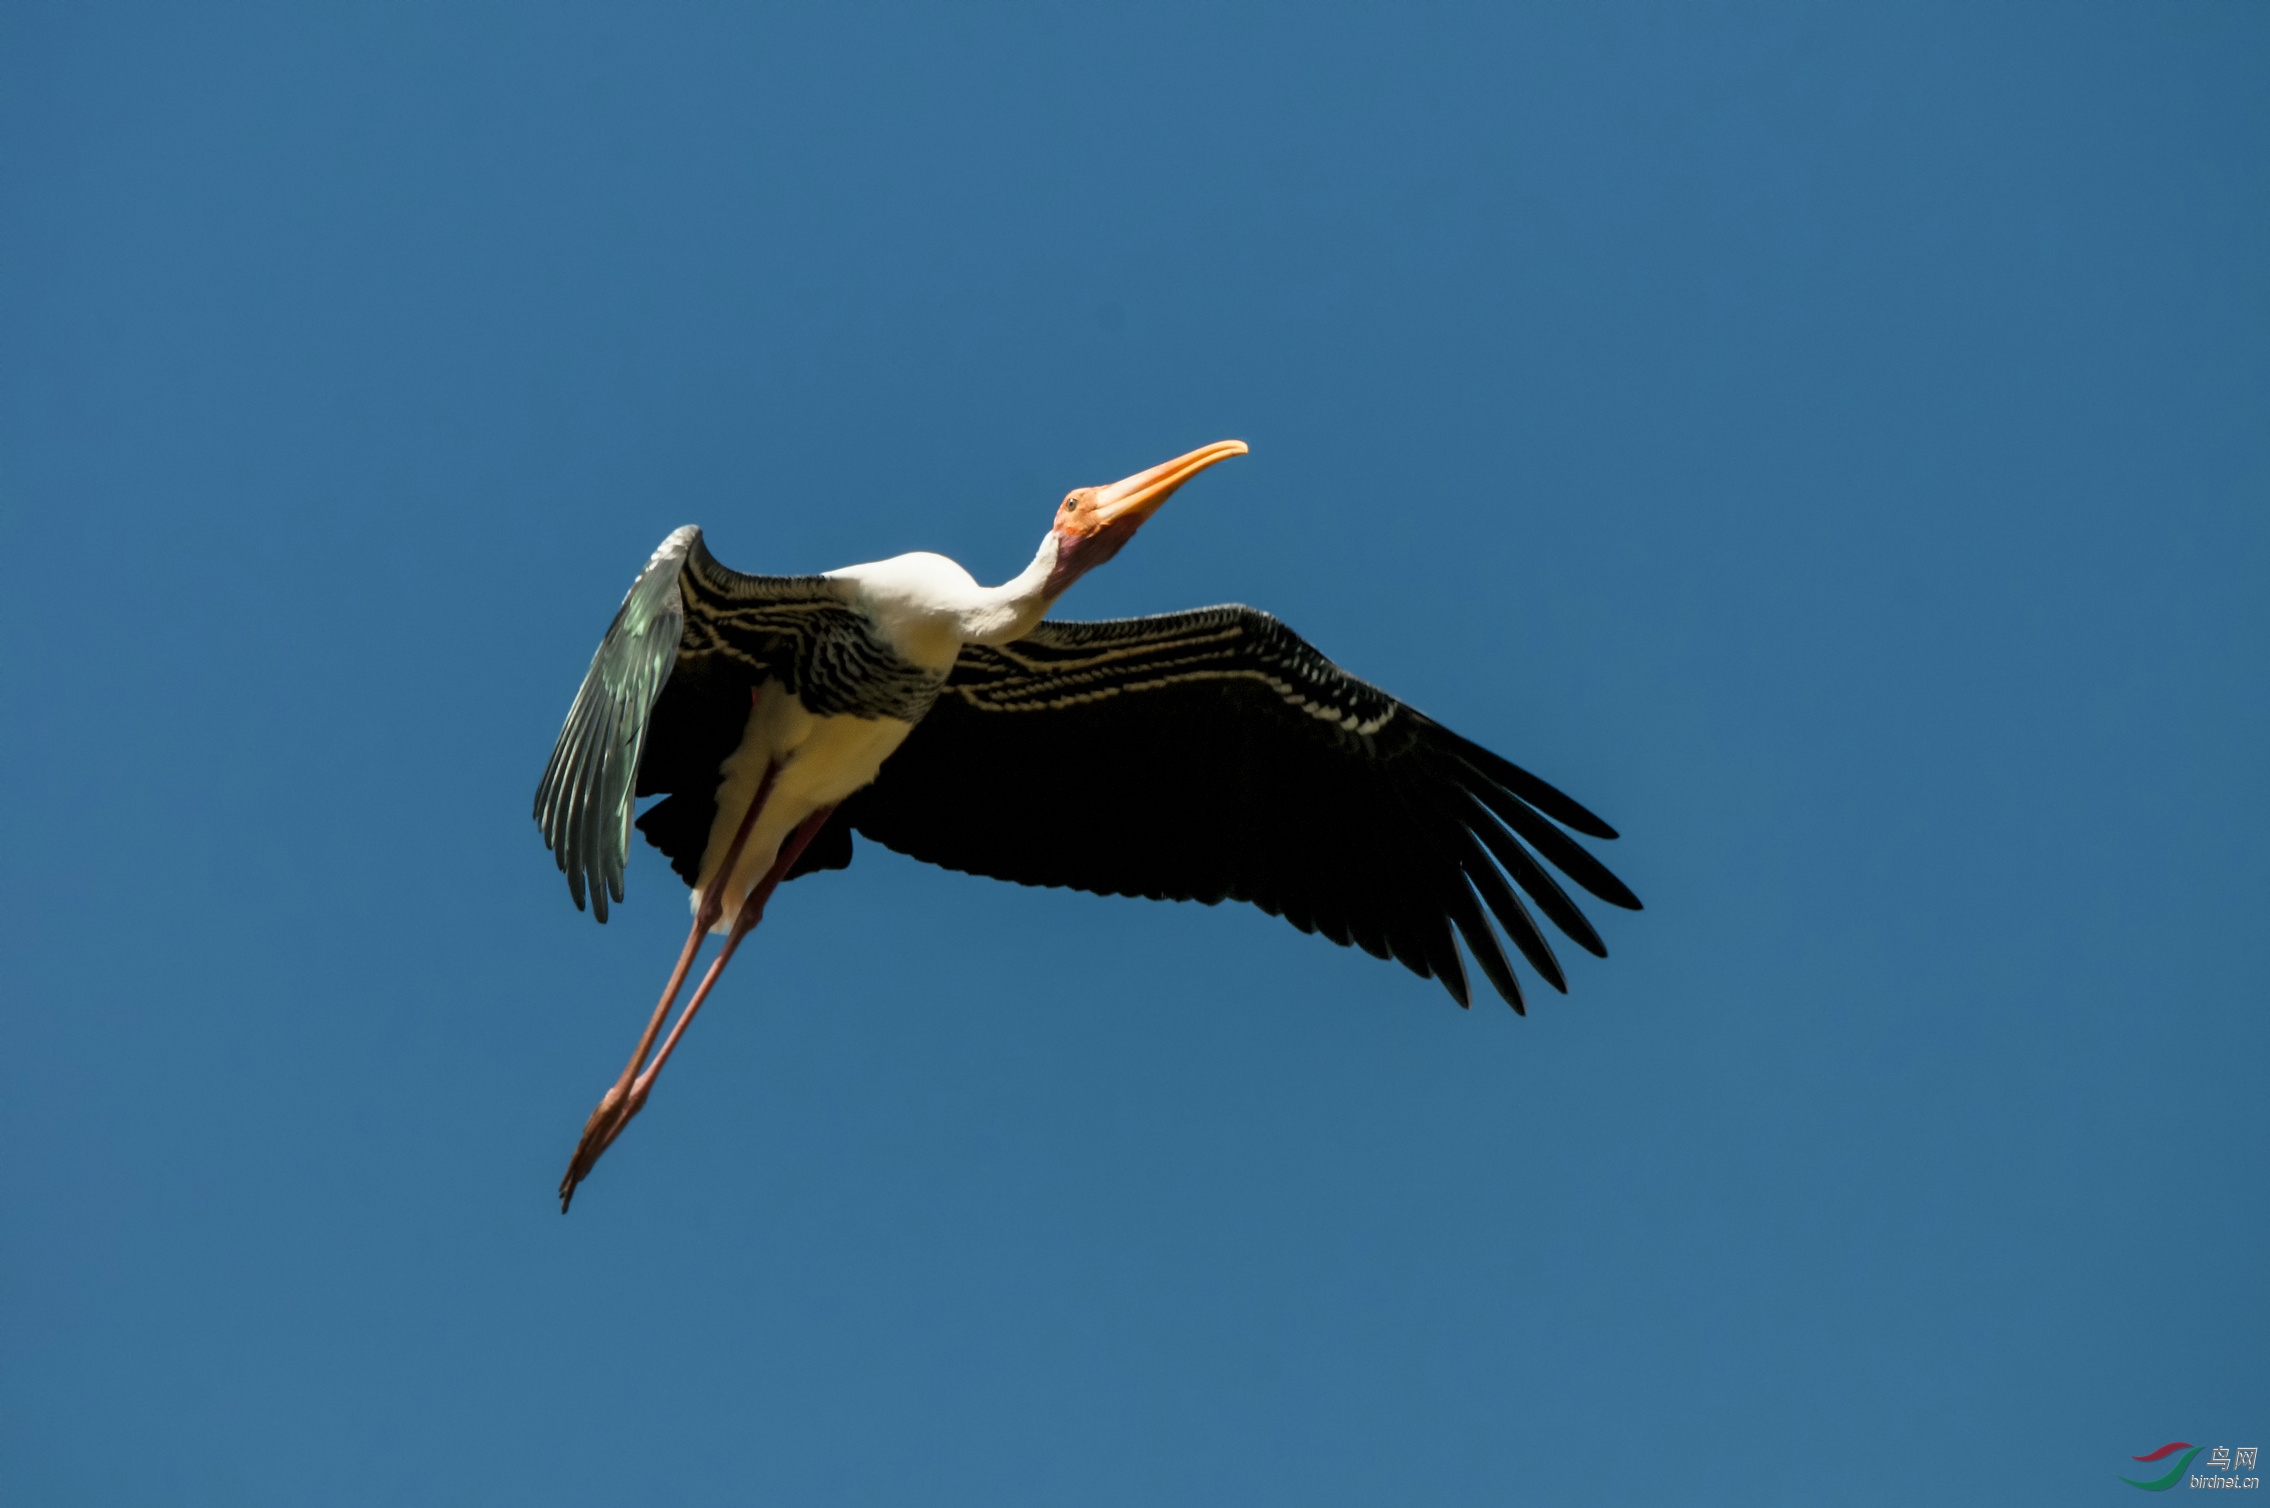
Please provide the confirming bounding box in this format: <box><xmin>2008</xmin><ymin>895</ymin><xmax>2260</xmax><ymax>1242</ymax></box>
<box><xmin>3</xmin><ymin>3</ymin><xmax>2263</xmax><ymax>1503</ymax></box>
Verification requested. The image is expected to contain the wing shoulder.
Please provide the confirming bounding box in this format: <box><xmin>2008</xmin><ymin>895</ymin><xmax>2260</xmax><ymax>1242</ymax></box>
<box><xmin>673</xmin><ymin>531</ymin><xmax>862</xmax><ymax>670</ymax></box>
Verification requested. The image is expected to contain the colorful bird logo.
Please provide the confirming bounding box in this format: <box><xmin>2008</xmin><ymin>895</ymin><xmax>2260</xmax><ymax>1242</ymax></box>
<box><xmin>2120</xmin><ymin>1442</ymin><xmax>2202</xmax><ymax>1491</ymax></box>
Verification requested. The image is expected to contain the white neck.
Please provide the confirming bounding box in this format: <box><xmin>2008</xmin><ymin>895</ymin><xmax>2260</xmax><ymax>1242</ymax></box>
<box><xmin>827</xmin><ymin>534</ymin><xmax>1063</xmax><ymax>671</ymax></box>
<box><xmin>955</xmin><ymin>535</ymin><xmax>1062</xmax><ymax>646</ymax></box>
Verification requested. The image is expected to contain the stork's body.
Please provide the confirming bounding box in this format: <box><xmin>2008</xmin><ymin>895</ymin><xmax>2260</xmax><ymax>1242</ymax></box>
<box><xmin>683</xmin><ymin>526</ymin><xmax>1086</xmax><ymax>926</ymax></box>
<box><xmin>693</xmin><ymin>691</ymin><xmax>907</xmax><ymax>924</ymax></box>
<box><xmin>536</xmin><ymin>441</ymin><xmax>1641</xmax><ymax>1208</ymax></box>
<box><xmin>684</xmin><ymin>565</ymin><xmax>946</xmax><ymax>930</ymax></box>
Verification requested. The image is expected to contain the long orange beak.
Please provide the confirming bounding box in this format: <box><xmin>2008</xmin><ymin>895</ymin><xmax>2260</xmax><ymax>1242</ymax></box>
<box><xmin>1091</xmin><ymin>439</ymin><xmax>1249</xmax><ymax>528</ymax></box>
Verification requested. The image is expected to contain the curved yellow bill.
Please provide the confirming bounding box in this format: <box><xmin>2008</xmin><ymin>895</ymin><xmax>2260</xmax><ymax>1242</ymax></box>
<box><xmin>1092</xmin><ymin>439</ymin><xmax>1249</xmax><ymax>526</ymax></box>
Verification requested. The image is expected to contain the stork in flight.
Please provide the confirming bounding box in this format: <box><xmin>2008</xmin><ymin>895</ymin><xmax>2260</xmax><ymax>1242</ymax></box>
<box><xmin>537</xmin><ymin>441</ymin><xmax>1639</xmax><ymax>1208</ymax></box>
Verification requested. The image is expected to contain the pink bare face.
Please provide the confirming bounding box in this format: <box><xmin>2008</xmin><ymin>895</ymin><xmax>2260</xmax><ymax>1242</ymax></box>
<box><xmin>1043</xmin><ymin>439</ymin><xmax>1248</xmax><ymax>600</ymax></box>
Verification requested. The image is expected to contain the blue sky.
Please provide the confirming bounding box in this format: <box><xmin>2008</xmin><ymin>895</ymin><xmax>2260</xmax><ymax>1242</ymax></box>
<box><xmin>3</xmin><ymin>3</ymin><xmax>2263</xmax><ymax>1503</ymax></box>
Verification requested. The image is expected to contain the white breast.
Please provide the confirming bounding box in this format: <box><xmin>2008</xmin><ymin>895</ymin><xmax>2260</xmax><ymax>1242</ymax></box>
<box><xmin>824</xmin><ymin>552</ymin><xmax>982</xmax><ymax>671</ymax></box>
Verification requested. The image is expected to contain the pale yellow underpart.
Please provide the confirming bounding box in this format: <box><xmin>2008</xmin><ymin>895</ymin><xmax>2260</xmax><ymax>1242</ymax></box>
<box><xmin>688</xmin><ymin>542</ymin><xmax>1060</xmax><ymax>932</ymax></box>
<box><xmin>693</xmin><ymin>683</ymin><xmax>914</xmax><ymax>933</ymax></box>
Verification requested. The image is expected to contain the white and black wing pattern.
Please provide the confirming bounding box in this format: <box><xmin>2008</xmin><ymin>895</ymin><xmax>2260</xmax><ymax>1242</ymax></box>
<box><xmin>536</xmin><ymin>528</ymin><xmax>884</xmax><ymax>918</ymax></box>
<box><xmin>839</xmin><ymin>607</ymin><xmax>1641</xmax><ymax>1012</ymax></box>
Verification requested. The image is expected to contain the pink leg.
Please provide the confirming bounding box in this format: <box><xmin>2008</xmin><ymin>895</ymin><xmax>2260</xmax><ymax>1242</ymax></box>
<box><xmin>588</xmin><ymin>803</ymin><xmax>838</xmax><ymax>1164</ymax></box>
<box><xmin>561</xmin><ymin>701</ymin><xmax>782</xmax><ymax>1210</ymax></box>
<box><xmin>617</xmin><ymin>766</ymin><xmax>778</xmax><ymax>1094</ymax></box>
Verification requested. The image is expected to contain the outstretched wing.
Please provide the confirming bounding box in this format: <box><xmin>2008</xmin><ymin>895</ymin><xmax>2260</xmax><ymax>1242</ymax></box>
<box><xmin>839</xmin><ymin>607</ymin><xmax>1639</xmax><ymax>1011</ymax></box>
<box><xmin>534</xmin><ymin>528</ymin><xmax>695</xmax><ymax>921</ymax></box>
<box><xmin>534</xmin><ymin>527</ymin><xmax>865</xmax><ymax>918</ymax></box>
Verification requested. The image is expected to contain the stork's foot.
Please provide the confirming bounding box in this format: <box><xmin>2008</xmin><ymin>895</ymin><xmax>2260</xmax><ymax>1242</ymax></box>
<box><xmin>558</xmin><ymin>1078</ymin><xmax>649</xmax><ymax>1211</ymax></box>
<box><xmin>555</xmin><ymin>803</ymin><xmax>839</xmax><ymax>1213</ymax></box>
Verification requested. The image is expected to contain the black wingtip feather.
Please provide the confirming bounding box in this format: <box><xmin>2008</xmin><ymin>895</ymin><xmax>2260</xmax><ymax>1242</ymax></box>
<box><xmin>1416</xmin><ymin>912</ymin><xmax>1470</xmax><ymax>1008</ymax></box>
<box><xmin>1448</xmin><ymin>790</ymin><xmax>1605</xmax><ymax>961</ymax></box>
<box><xmin>1445</xmin><ymin>876</ymin><xmax>1527</xmax><ymax>1013</ymax></box>
<box><xmin>1457</xmin><ymin>845</ymin><xmax>1568</xmax><ymax>993</ymax></box>
<box><xmin>1431</xmin><ymin>725</ymin><xmax>1621</xmax><ymax>841</ymax></box>
<box><xmin>1462</xmin><ymin>776</ymin><xmax>1644</xmax><ymax>913</ymax></box>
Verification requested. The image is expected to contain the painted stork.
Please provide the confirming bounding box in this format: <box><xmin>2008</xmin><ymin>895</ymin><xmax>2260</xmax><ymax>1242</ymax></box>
<box><xmin>537</xmin><ymin>440</ymin><xmax>1639</xmax><ymax>1208</ymax></box>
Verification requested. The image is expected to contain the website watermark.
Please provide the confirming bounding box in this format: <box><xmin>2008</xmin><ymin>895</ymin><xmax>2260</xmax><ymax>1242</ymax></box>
<box><xmin>2121</xmin><ymin>1443</ymin><xmax>2259</xmax><ymax>1492</ymax></box>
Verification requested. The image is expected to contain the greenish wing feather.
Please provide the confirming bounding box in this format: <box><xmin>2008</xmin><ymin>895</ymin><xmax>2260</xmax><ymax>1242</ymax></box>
<box><xmin>534</xmin><ymin>526</ymin><xmax>697</xmax><ymax>921</ymax></box>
